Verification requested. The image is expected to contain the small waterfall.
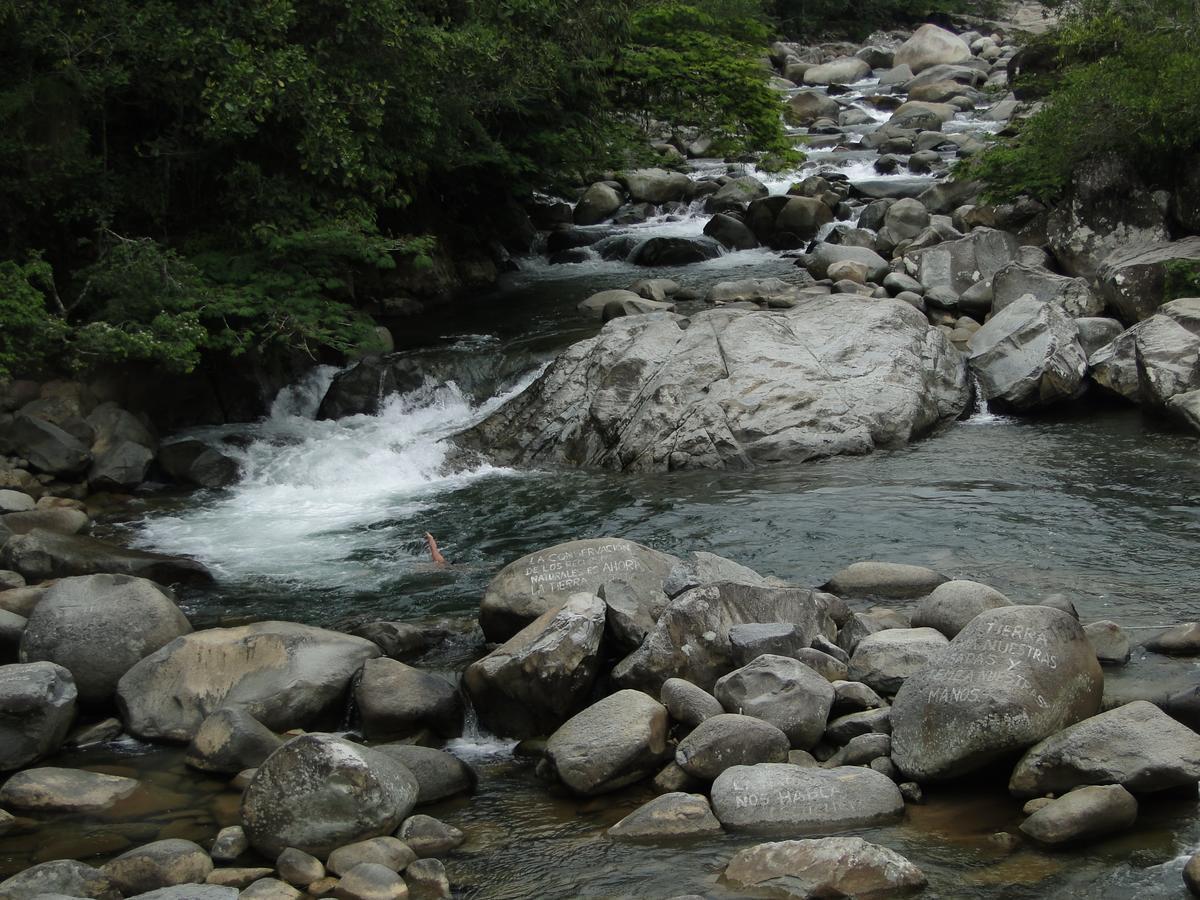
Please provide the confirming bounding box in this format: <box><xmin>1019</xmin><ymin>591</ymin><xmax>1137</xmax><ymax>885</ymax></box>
<box><xmin>445</xmin><ymin>699</ymin><xmax>518</xmax><ymax>761</ymax></box>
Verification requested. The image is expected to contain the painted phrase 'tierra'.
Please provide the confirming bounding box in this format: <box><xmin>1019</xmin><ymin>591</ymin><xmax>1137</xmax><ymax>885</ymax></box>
<box><xmin>925</xmin><ymin>620</ymin><xmax>1059</xmax><ymax>708</ymax></box>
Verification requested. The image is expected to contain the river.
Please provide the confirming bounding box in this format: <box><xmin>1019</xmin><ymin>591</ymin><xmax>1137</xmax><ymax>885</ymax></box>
<box><xmin>5</xmin><ymin>71</ymin><xmax>1200</xmax><ymax>899</ymax></box>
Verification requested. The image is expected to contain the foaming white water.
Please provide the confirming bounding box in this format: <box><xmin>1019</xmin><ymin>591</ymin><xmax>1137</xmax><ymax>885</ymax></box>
<box><xmin>137</xmin><ymin>367</ymin><xmax>542</xmax><ymax>589</ymax></box>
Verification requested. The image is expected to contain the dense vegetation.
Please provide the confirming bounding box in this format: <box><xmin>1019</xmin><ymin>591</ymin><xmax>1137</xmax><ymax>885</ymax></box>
<box><xmin>770</xmin><ymin>0</ymin><xmax>983</xmax><ymax>37</ymax></box>
<box><xmin>0</xmin><ymin>0</ymin><xmax>796</xmax><ymax>378</ymax></box>
<box><xmin>970</xmin><ymin>0</ymin><xmax>1200</xmax><ymax>202</ymax></box>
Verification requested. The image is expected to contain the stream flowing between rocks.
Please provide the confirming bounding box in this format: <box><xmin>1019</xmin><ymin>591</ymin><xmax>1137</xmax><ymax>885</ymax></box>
<box><xmin>6</xmin><ymin>40</ymin><xmax>1200</xmax><ymax>900</ymax></box>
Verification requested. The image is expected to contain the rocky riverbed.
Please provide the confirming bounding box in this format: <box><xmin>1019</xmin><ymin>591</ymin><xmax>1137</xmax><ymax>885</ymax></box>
<box><xmin>3</xmin><ymin>14</ymin><xmax>1200</xmax><ymax>900</ymax></box>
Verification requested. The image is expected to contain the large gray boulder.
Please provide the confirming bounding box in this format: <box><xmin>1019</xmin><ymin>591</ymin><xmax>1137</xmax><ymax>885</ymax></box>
<box><xmin>19</xmin><ymin>574</ymin><xmax>192</xmax><ymax>704</ymax></box>
<box><xmin>0</xmin><ymin>661</ymin><xmax>76</xmax><ymax>770</ymax></box>
<box><xmin>608</xmin><ymin>792</ymin><xmax>723</xmax><ymax>840</ymax></box>
<box><xmin>116</xmin><ymin>622</ymin><xmax>380</xmax><ymax>741</ymax></box>
<box><xmin>355</xmin><ymin>657</ymin><xmax>461</xmax><ymax>740</ymax></box>
<box><xmin>101</xmin><ymin>839</ymin><xmax>212</xmax><ymax>896</ymax></box>
<box><xmin>1009</xmin><ymin>701</ymin><xmax>1200</xmax><ymax>797</ymax></box>
<box><xmin>911</xmin><ymin>580</ymin><xmax>1011</xmax><ymax>638</ymax></box>
<box><xmin>87</xmin><ymin>403</ymin><xmax>156</xmax><ymax>490</ymax></box>
<box><xmin>158</xmin><ymin>439</ymin><xmax>239</xmax><ymax>488</ymax></box>
<box><xmin>710</xmin><ymin>763</ymin><xmax>904</xmax><ymax>833</ymax></box>
<box><xmin>574</xmin><ymin>183</ymin><xmax>623</xmax><ymax>226</ymax></box>
<box><xmin>0</xmin><ymin>766</ymin><xmax>140</xmax><ymax>812</ymax></box>
<box><xmin>1098</xmin><ymin>237</ymin><xmax>1200</xmax><ymax>323</ymax></box>
<box><xmin>824</xmin><ymin>562</ymin><xmax>946</xmax><ymax>599</ymax></box>
<box><xmin>674</xmin><ymin>713</ymin><xmax>790</xmax><ymax>779</ymax></box>
<box><xmin>662</xmin><ymin>550</ymin><xmax>770</xmax><ymax>598</ymax></box>
<box><xmin>618</xmin><ymin>169</ymin><xmax>690</xmax><ymax>204</ymax></box>
<box><xmin>724</xmin><ymin>837</ymin><xmax>927</xmax><ymax>898</ymax></box>
<box><xmin>577</xmin><ymin>290</ymin><xmax>673</xmax><ymax>321</ymax></box>
<box><xmin>372</xmin><ymin>744</ymin><xmax>475</xmax><ymax>804</ymax></box>
<box><xmin>613</xmin><ymin>582</ymin><xmax>833</xmax><ymax>693</ymax></box>
<box><xmin>968</xmin><ymin>296</ymin><xmax>1088</xmax><ymax>410</ymax></box>
<box><xmin>1089</xmin><ymin>299</ymin><xmax>1200</xmax><ymax>409</ymax></box>
<box><xmin>894</xmin><ymin>24</ymin><xmax>971</xmax><ymax>73</ymax></box>
<box><xmin>803</xmin><ymin>56</ymin><xmax>871</xmax><ymax>85</ymax></box>
<box><xmin>0</xmin><ymin>859</ymin><xmax>119</xmax><ymax>900</ymax></box>
<box><xmin>785</xmin><ymin>91</ymin><xmax>840</xmax><ymax>126</ymax></box>
<box><xmin>460</xmin><ymin>298</ymin><xmax>970</xmax><ymax>473</ymax></box>
<box><xmin>463</xmin><ymin>592</ymin><xmax>604</xmax><ymax>738</ymax></box>
<box><xmin>905</xmin><ymin>228</ymin><xmax>1020</xmax><ymax>297</ymax></box>
<box><xmin>992</xmin><ymin>263</ymin><xmax>1103</xmax><ymax>319</ymax></box>
<box><xmin>478</xmin><ymin>538</ymin><xmax>678</xmax><ymax>642</ymax></box>
<box><xmin>660</xmin><ymin>677</ymin><xmax>724</xmax><ymax>727</ymax></box>
<box><xmin>891</xmin><ymin>605</ymin><xmax>1103</xmax><ymax>781</ymax></box>
<box><xmin>241</xmin><ymin>734</ymin><xmax>419</xmax><ymax>858</ymax></box>
<box><xmin>0</xmin><ymin>529</ymin><xmax>212</xmax><ymax>585</ymax></box>
<box><xmin>848</xmin><ymin>628</ymin><xmax>949</xmax><ymax>695</ymax></box>
<box><xmin>1046</xmin><ymin>155</ymin><xmax>1169</xmax><ymax>280</ymax></box>
<box><xmin>1019</xmin><ymin>784</ymin><xmax>1137</xmax><ymax>845</ymax></box>
<box><xmin>184</xmin><ymin>707</ymin><xmax>282</xmax><ymax>774</ymax></box>
<box><xmin>706</xmin><ymin>176</ymin><xmax>768</xmax><ymax>213</ymax></box>
<box><xmin>713</xmin><ymin>656</ymin><xmax>834</xmax><ymax>749</ymax></box>
<box><xmin>545</xmin><ymin>689</ymin><xmax>670</xmax><ymax>795</ymax></box>
<box><xmin>0</xmin><ymin>413</ymin><xmax>91</xmax><ymax>476</ymax></box>
<box><xmin>802</xmin><ymin>246</ymin><xmax>890</xmax><ymax>282</ymax></box>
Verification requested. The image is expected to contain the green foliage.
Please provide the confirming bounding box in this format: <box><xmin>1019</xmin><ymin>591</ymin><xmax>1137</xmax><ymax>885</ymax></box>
<box><xmin>771</xmin><ymin>0</ymin><xmax>986</xmax><ymax>38</ymax></box>
<box><xmin>1164</xmin><ymin>260</ymin><xmax>1200</xmax><ymax>303</ymax></box>
<box><xmin>0</xmin><ymin>258</ymin><xmax>67</xmax><ymax>379</ymax></box>
<box><xmin>968</xmin><ymin>0</ymin><xmax>1200</xmax><ymax>203</ymax></box>
<box><xmin>615</xmin><ymin>1</ymin><xmax>800</xmax><ymax>160</ymax></box>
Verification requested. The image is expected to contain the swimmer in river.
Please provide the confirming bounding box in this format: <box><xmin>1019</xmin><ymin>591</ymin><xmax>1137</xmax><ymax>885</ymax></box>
<box><xmin>424</xmin><ymin>532</ymin><xmax>447</xmax><ymax>566</ymax></box>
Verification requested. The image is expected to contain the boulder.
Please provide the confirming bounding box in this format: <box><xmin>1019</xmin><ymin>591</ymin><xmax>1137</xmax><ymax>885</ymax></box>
<box><xmin>405</xmin><ymin>857</ymin><xmax>449</xmax><ymax>900</ymax></box>
<box><xmin>545</xmin><ymin>689</ymin><xmax>670</xmax><ymax>794</ymax></box>
<box><xmin>803</xmin><ymin>57</ymin><xmax>871</xmax><ymax>85</ymax></box>
<box><xmin>577</xmin><ymin>290</ymin><xmax>673</xmax><ymax>320</ymax></box>
<box><xmin>210</xmin><ymin>825</ymin><xmax>249</xmax><ymax>862</ymax></box>
<box><xmin>775</xmin><ymin>198</ymin><xmax>835</xmax><ymax>242</ymax></box>
<box><xmin>894</xmin><ymin>24</ymin><xmax>971</xmax><ymax>73</ymax></box>
<box><xmin>848</xmin><ymin>628</ymin><xmax>949</xmax><ymax>695</ymax></box>
<box><xmin>333</xmin><ymin>862</ymin><xmax>407</xmax><ymax>900</ymax></box>
<box><xmin>463</xmin><ymin>592</ymin><xmax>604</xmax><ymax>738</ymax></box>
<box><xmin>0</xmin><ymin>490</ymin><xmax>34</xmax><ymax>513</ymax></box>
<box><xmin>785</xmin><ymin>91</ymin><xmax>840</xmax><ymax>126</ymax></box>
<box><xmin>346</xmin><ymin>621</ymin><xmax>434</xmax><ymax>662</ymax></box>
<box><xmin>356</xmin><ymin>658</ymin><xmax>461</xmax><ymax>740</ymax></box>
<box><xmin>969</xmin><ymin>296</ymin><xmax>1088</xmax><ymax>410</ymax></box>
<box><xmin>0</xmin><ymin>529</ymin><xmax>212</xmax><ymax>585</ymax></box>
<box><xmin>1146</xmin><ymin>622</ymin><xmax>1200</xmax><ymax>655</ymax></box>
<box><xmin>791</xmin><ymin>648</ymin><xmax>847</xmax><ymax>682</ymax></box>
<box><xmin>275</xmin><ymin>848</ymin><xmax>324</xmax><ymax>886</ymax></box>
<box><xmin>1187</xmin><ymin>852</ymin><xmax>1200</xmax><ymax>897</ymax></box>
<box><xmin>101</xmin><ymin>840</ymin><xmax>213</xmax><ymax>896</ymax></box>
<box><xmin>0</xmin><ymin>661</ymin><xmax>76</xmax><ymax>770</ymax></box>
<box><xmin>1046</xmin><ymin>155</ymin><xmax>1169</xmax><ymax>280</ymax></box>
<box><xmin>1089</xmin><ymin>303</ymin><xmax>1200</xmax><ymax>408</ymax></box>
<box><xmin>460</xmin><ymin>298</ymin><xmax>970</xmax><ymax>474</ymax></box>
<box><xmin>891</xmin><ymin>605</ymin><xmax>1103</xmax><ymax>781</ymax></box>
<box><xmin>704</xmin><ymin>213</ymin><xmax>759</xmax><ymax>251</ymax></box>
<box><xmin>713</xmin><ymin>656</ymin><xmax>834</xmax><ymax>749</ymax></box>
<box><xmin>729</xmin><ymin>623</ymin><xmax>806</xmax><ymax>666</ymax></box>
<box><xmin>724</xmin><ymin>837</ymin><xmax>927</xmax><ymax>898</ymax></box>
<box><xmin>1009</xmin><ymin>701</ymin><xmax>1200</xmax><ymax>796</ymax></box>
<box><xmin>824</xmin><ymin>562</ymin><xmax>947</xmax><ymax>600</ymax></box>
<box><xmin>710</xmin><ymin>763</ymin><xmax>904</xmax><ymax>833</ymax></box>
<box><xmin>0</xmin><ymin>413</ymin><xmax>91</xmax><ymax>476</ymax></box>
<box><xmin>0</xmin><ymin>766</ymin><xmax>139</xmax><ymax>812</ymax></box>
<box><xmin>911</xmin><ymin>580</ymin><xmax>1011</xmax><ymax>638</ymax></box>
<box><xmin>371</xmin><ymin>745</ymin><xmax>474</xmax><ymax>804</ymax></box>
<box><xmin>240</xmin><ymin>878</ymin><xmax>302</xmax><ymax>899</ymax></box>
<box><xmin>574</xmin><ymin>183</ymin><xmax>623</xmax><ymax>226</ymax></box>
<box><xmin>157</xmin><ymin>439</ymin><xmax>239</xmax><ymax>488</ymax></box>
<box><xmin>397</xmin><ymin>814</ymin><xmax>465</xmax><ymax>857</ymax></box>
<box><xmin>832</xmin><ymin>680</ymin><xmax>884</xmax><ymax>713</ymax></box>
<box><xmin>241</xmin><ymin>734</ymin><xmax>419</xmax><ymax>858</ymax></box>
<box><xmin>19</xmin><ymin>574</ymin><xmax>191</xmax><ymax>704</ymax></box>
<box><xmin>2</xmin><ymin>507</ymin><xmax>89</xmax><ymax>536</ymax></box>
<box><xmin>825</xmin><ymin>707</ymin><xmax>891</xmax><ymax>746</ymax></box>
<box><xmin>905</xmin><ymin>228</ymin><xmax>1020</xmax><ymax>297</ymax></box>
<box><xmin>1098</xmin><ymin>237</ymin><xmax>1200</xmax><ymax>323</ymax></box>
<box><xmin>607</xmin><ymin>792</ymin><xmax>723</xmax><ymax>840</ymax></box>
<box><xmin>674</xmin><ymin>713</ymin><xmax>790</xmax><ymax>779</ymax></box>
<box><xmin>326</xmin><ymin>837</ymin><xmax>415</xmax><ymax>876</ymax></box>
<box><xmin>662</xmin><ymin>550</ymin><xmax>770</xmax><ymax>598</ymax></box>
<box><xmin>185</xmin><ymin>708</ymin><xmax>283</xmax><ymax>774</ymax></box>
<box><xmin>116</xmin><ymin>622</ymin><xmax>380</xmax><ymax>741</ymax></box>
<box><xmin>660</xmin><ymin>678</ymin><xmax>724</xmax><ymax>728</ymax></box>
<box><xmin>706</xmin><ymin>278</ymin><xmax>807</xmax><ymax>308</ymax></box>
<box><xmin>705</xmin><ymin>176</ymin><xmax>768</xmax><ymax>213</ymax></box>
<box><xmin>478</xmin><ymin>538</ymin><xmax>678</xmax><ymax>642</ymax></box>
<box><xmin>992</xmin><ymin>263</ymin><xmax>1103</xmax><ymax>319</ymax></box>
<box><xmin>1019</xmin><ymin>784</ymin><xmax>1136</xmax><ymax>845</ymax></box>
<box><xmin>1083</xmin><ymin>620</ymin><xmax>1130</xmax><ymax>664</ymax></box>
<box><xmin>631</xmin><ymin>236</ymin><xmax>722</xmax><ymax>266</ymax></box>
<box><xmin>618</xmin><ymin>169</ymin><xmax>690</xmax><ymax>204</ymax></box>
<box><xmin>613</xmin><ymin>582</ymin><xmax>833</xmax><ymax>693</ymax></box>
<box><xmin>1075</xmin><ymin>317</ymin><xmax>1125</xmax><ymax>358</ymax></box>
<box><xmin>0</xmin><ymin>860</ymin><xmax>119</xmax><ymax>900</ymax></box>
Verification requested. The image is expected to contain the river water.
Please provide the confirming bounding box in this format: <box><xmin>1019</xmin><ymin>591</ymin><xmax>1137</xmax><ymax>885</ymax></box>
<box><xmin>7</xmin><ymin>76</ymin><xmax>1200</xmax><ymax>898</ymax></box>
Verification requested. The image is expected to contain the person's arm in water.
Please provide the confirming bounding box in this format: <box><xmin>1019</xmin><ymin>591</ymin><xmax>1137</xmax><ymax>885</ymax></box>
<box><xmin>424</xmin><ymin>532</ymin><xmax>447</xmax><ymax>566</ymax></box>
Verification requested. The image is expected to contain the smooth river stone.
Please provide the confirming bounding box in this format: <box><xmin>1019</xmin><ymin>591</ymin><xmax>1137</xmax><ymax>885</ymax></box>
<box><xmin>891</xmin><ymin>606</ymin><xmax>1103</xmax><ymax>782</ymax></box>
<box><xmin>710</xmin><ymin>763</ymin><xmax>904</xmax><ymax>834</ymax></box>
<box><xmin>478</xmin><ymin>538</ymin><xmax>680</xmax><ymax>642</ymax></box>
<box><xmin>724</xmin><ymin>837</ymin><xmax>927</xmax><ymax>898</ymax></box>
